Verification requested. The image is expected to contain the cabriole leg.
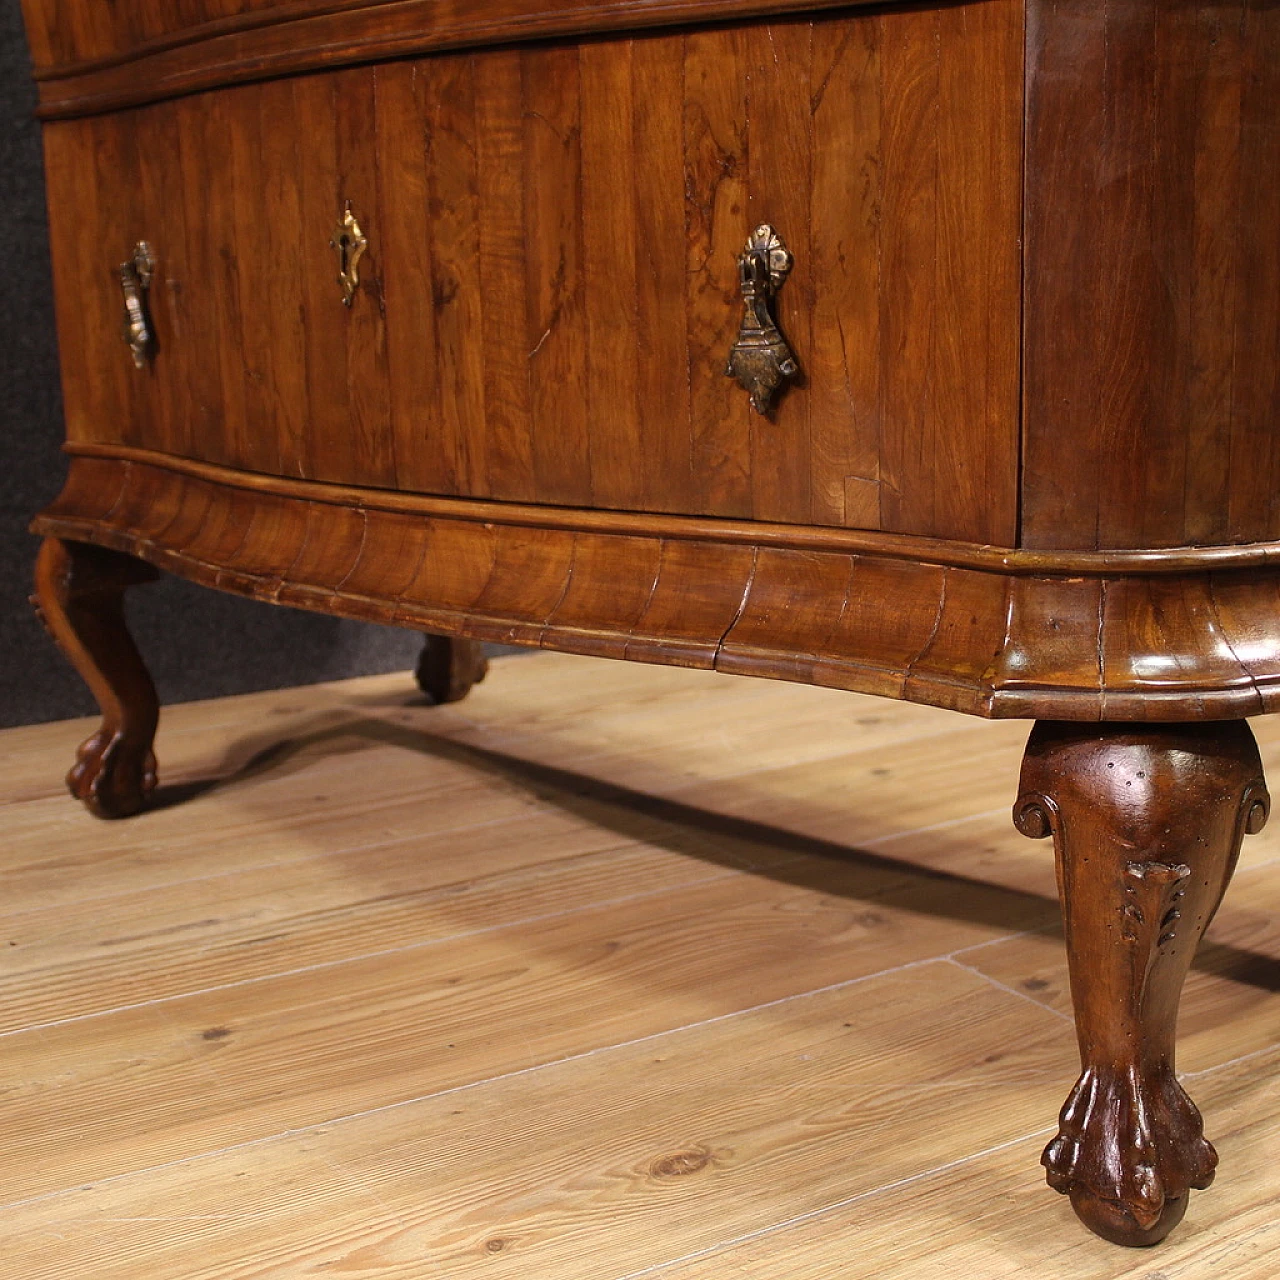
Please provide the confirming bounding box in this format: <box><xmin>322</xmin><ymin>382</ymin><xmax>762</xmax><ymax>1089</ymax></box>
<box><xmin>32</xmin><ymin>537</ymin><xmax>161</xmax><ymax>819</ymax></box>
<box><xmin>415</xmin><ymin>634</ymin><xmax>488</xmax><ymax>705</ymax></box>
<box><xmin>1015</xmin><ymin>720</ymin><xmax>1269</xmax><ymax>1246</ymax></box>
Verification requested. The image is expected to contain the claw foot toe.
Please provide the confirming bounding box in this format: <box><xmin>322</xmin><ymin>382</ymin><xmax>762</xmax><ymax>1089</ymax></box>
<box><xmin>68</xmin><ymin>728</ymin><xmax>158</xmax><ymax>819</ymax></box>
<box><xmin>1043</xmin><ymin>1065</ymin><xmax>1217</xmax><ymax>1246</ymax></box>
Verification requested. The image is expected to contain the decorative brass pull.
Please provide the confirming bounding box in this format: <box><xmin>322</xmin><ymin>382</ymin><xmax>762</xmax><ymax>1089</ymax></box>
<box><xmin>330</xmin><ymin>203</ymin><xmax>368</xmax><ymax>307</ymax></box>
<box><xmin>118</xmin><ymin>241</ymin><xmax>156</xmax><ymax>370</ymax></box>
<box><xmin>725</xmin><ymin>224</ymin><xmax>798</xmax><ymax>415</ymax></box>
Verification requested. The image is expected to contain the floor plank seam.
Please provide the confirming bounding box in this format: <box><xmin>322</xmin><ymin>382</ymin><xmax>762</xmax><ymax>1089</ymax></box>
<box><xmin>0</xmin><ymin>957</ymin><xmax>954</xmax><ymax>1213</ymax></box>
<box><xmin>944</xmin><ymin>955</ymin><xmax>1074</xmax><ymax>1024</ymax></box>
<box><xmin>1183</xmin><ymin>1040</ymin><xmax>1280</xmax><ymax>1082</ymax></box>
<box><xmin>620</xmin><ymin>723</ymin><xmax>992</xmax><ymax>794</ymax></box>
<box><xmin>0</xmin><ymin>863</ymin><xmax>755</xmax><ymax>1038</ymax></box>
<box><xmin>946</xmin><ymin>927</ymin><xmax>1051</xmax><ymax>960</ymax></box>
<box><xmin>608</xmin><ymin>1124</ymin><xmax>1059</xmax><ymax>1280</ymax></box>
<box><xmin>861</xmin><ymin>804</ymin><xmax>1014</xmax><ymax>848</ymax></box>
<box><xmin>7</xmin><ymin>665</ymin><xmax>1277</xmax><ymax>1272</ymax></box>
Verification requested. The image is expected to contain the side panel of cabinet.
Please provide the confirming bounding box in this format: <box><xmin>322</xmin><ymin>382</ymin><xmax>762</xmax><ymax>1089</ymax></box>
<box><xmin>1021</xmin><ymin>0</ymin><xmax>1280</xmax><ymax>550</ymax></box>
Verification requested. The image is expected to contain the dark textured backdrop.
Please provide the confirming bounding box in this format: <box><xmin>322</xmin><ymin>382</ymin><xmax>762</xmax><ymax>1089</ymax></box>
<box><xmin>0</xmin><ymin>0</ymin><xmax>454</xmax><ymax>729</ymax></box>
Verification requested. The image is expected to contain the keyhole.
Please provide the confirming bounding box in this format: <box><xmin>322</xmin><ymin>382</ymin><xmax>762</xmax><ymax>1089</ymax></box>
<box><xmin>331</xmin><ymin>206</ymin><xmax>366</xmax><ymax>306</ymax></box>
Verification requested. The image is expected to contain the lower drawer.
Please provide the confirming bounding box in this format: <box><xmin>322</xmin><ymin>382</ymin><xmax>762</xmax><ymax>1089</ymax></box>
<box><xmin>43</xmin><ymin>0</ymin><xmax>1022</xmax><ymax>542</ymax></box>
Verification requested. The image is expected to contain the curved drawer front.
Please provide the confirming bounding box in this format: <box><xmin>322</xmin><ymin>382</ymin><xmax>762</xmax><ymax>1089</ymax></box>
<box><xmin>27</xmin><ymin>0</ymin><xmax>940</xmax><ymax>100</ymax></box>
<box><xmin>41</xmin><ymin>2</ymin><xmax>1021</xmax><ymax>541</ymax></box>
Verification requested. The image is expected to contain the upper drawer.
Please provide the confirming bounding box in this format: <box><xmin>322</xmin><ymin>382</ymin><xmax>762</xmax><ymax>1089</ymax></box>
<box><xmin>24</xmin><ymin>0</ymin><xmax>889</xmax><ymax>115</ymax></box>
<box><xmin>42</xmin><ymin>3</ymin><xmax>1023</xmax><ymax>544</ymax></box>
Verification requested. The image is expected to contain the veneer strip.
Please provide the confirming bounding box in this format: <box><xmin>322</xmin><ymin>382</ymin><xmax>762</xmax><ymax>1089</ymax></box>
<box><xmin>55</xmin><ymin>443</ymin><xmax>1280</xmax><ymax>574</ymax></box>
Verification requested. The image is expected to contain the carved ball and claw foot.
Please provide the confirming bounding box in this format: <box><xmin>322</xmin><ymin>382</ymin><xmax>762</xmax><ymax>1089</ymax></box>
<box><xmin>32</xmin><ymin>537</ymin><xmax>161</xmax><ymax>819</ymax></box>
<box><xmin>414</xmin><ymin>634</ymin><xmax>489</xmax><ymax>705</ymax></box>
<box><xmin>1015</xmin><ymin>720</ymin><xmax>1269</xmax><ymax>1246</ymax></box>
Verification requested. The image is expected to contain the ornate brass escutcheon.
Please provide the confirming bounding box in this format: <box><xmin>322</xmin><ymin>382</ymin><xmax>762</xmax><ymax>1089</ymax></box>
<box><xmin>118</xmin><ymin>241</ymin><xmax>156</xmax><ymax>370</ymax></box>
<box><xmin>330</xmin><ymin>203</ymin><xmax>368</xmax><ymax>307</ymax></box>
<box><xmin>725</xmin><ymin>224</ymin><xmax>799</xmax><ymax>415</ymax></box>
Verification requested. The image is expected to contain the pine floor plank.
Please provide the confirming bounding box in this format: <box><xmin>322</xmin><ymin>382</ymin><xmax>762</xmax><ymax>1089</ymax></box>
<box><xmin>2</xmin><ymin>653</ymin><xmax>1277</xmax><ymax>1276</ymax></box>
<box><xmin>1</xmin><ymin>775</ymin><xmax>548</xmax><ymax>914</ymax></box>
<box><xmin>656</xmin><ymin>1046</ymin><xmax>1280</xmax><ymax>1280</ymax></box>
<box><xmin>0</xmin><ymin>674</ymin><xmax>465</xmax><ymax>801</ymax></box>
<box><xmin>2</xmin><ymin>965</ymin><xmax>1075</xmax><ymax>1280</ymax></box>
<box><xmin>1</xmin><ymin>848</ymin><xmax>1054</xmax><ymax>1201</ymax></box>
<box><xmin>0</xmin><ymin>666</ymin><xmax>986</xmax><ymax>903</ymax></box>
<box><xmin>0</xmin><ymin>831</ymin><xmax>767</xmax><ymax>1032</ymax></box>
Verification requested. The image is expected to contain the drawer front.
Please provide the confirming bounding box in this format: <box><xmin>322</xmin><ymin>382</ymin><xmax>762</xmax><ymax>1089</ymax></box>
<box><xmin>42</xmin><ymin>2</ymin><xmax>1022</xmax><ymax>541</ymax></box>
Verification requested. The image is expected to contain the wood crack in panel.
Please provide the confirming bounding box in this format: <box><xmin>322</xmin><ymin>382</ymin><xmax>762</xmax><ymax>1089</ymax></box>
<box><xmin>712</xmin><ymin>544</ymin><xmax>760</xmax><ymax>669</ymax></box>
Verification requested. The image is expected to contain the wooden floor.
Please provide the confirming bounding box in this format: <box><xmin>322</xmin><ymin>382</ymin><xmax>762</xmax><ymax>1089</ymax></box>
<box><xmin>2</xmin><ymin>652</ymin><xmax>1277</xmax><ymax>1278</ymax></box>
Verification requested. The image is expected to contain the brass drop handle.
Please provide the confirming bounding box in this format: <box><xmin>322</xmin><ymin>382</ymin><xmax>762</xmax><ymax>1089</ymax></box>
<box><xmin>330</xmin><ymin>203</ymin><xmax>368</xmax><ymax>307</ymax></box>
<box><xmin>119</xmin><ymin>241</ymin><xmax>156</xmax><ymax>370</ymax></box>
<box><xmin>725</xmin><ymin>224</ymin><xmax>799</xmax><ymax>415</ymax></box>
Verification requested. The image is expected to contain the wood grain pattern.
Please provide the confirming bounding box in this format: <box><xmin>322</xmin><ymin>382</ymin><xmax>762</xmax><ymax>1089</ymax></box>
<box><xmin>333</xmin><ymin>65</ymin><xmax>397</xmax><ymax>488</ymax></box>
<box><xmin>20</xmin><ymin>2</ymin><xmax>1280</xmax><ymax>1250</ymax></box>
<box><xmin>579</xmin><ymin>40</ymin><xmax>643</xmax><ymax>509</ymax></box>
<box><xmin>665</xmin><ymin>1051</ymin><xmax>1280</xmax><ymax>1279</ymax></box>
<box><xmin>0</xmin><ymin>862</ymin><xmax>1054</xmax><ymax>1201</ymax></box>
<box><xmin>37</xmin><ymin>6</ymin><xmax>1023</xmax><ymax>539</ymax></box>
<box><xmin>808</xmin><ymin>18</ymin><xmax>881</xmax><ymax>528</ymax></box>
<box><xmin>27</xmin><ymin>0</ymin><xmax>951</xmax><ymax>113</ymax></box>
<box><xmin>747</xmin><ymin>19</ymin><xmax>812</xmax><ymax>522</ymax></box>
<box><xmin>1021</xmin><ymin>0</ymin><xmax>1280</xmax><ymax>550</ymax></box>
<box><xmin>34</xmin><ymin>453</ymin><xmax>1280</xmax><ymax>721</ymax></box>
<box><xmin>1016</xmin><ymin>721</ymin><xmax>1269</xmax><ymax>1244</ymax></box>
<box><xmin>2</xmin><ymin>659</ymin><xmax>1278</xmax><ymax>1274</ymax></box>
<box><xmin>524</xmin><ymin>42</ymin><xmax>592</xmax><ymax>507</ymax></box>
<box><xmin>60</xmin><ymin>440</ymin><xmax>1280</xmax><ymax>574</ymax></box>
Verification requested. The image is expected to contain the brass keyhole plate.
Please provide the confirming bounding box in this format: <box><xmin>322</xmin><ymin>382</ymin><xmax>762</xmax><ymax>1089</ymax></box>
<box><xmin>330</xmin><ymin>204</ymin><xmax>368</xmax><ymax>307</ymax></box>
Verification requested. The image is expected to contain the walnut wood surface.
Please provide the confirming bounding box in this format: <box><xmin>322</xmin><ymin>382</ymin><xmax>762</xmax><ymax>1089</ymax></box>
<box><xmin>414</xmin><ymin>636</ymin><xmax>489</xmax><ymax>705</ymax></box>
<box><xmin>25</xmin><ymin>0</ymin><xmax>955</xmax><ymax>116</ymax></box>
<box><xmin>57</xmin><ymin>440</ymin><xmax>1280</xmax><ymax>577</ymax></box>
<box><xmin>17</xmin><ymin>0</ymin><xmax>1280</xmax><ymax>1249</ymax></box>
<box><xmin>1015</xmin><ymin>721</ymin><xmax>1269</xmax><ymax>1245</ymax></box>
<box><xmin>38</xmin><ymin>6</ymin><xmax>1022</xmax><ymax>544</ymax></box>
<box><xmin>30</xmin><ymin>537</ymin><xmax>161</xmax><ymax>818</ymax></box>
<box><xmin>1021</xmin><ymin>0</ymin><xmax>1280</xmax><ymax>551</ymax></box>
<box><xmin>33</xmin><ymin>454</ymin><xmax>1280</xmax><ymax>723</ymax></box>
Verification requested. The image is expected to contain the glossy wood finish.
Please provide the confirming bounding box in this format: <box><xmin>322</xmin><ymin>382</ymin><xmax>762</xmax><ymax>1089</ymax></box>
<box><xmin>30</xmin><ymin>537</ymin><xmax>160</xmax><ymax>818</ymax></box>
<box><xmin>1016</xmin><ymin>721</ymin><xmax>1269</xmax><ymax>1245</ymax></box>
<box><xmin>38</xmin><ymin>6</ymin><xmax>1022</xmax><ymax>540</ymax></box>
<box><xmin>33</xmin><ymin>452</ymin><xmax>1280</xmax><ymax>723</ymax></box>
<box><xmin>25</xmin><ymin>0</ymin><xmax>966</xmax><ymax>118</ymax></box>
<box><xmin>19</xmin><ymin>0</ymin><xmax>1280</xmax><ymax>1250</ymax></box>
<box><xmin>1022</xmin><ymin>0</ymin><xmax>1280</xmax><ymax>550</ymax></box>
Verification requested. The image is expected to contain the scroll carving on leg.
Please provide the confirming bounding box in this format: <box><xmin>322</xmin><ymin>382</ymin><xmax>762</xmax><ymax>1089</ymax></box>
<box><xmin>1014</xmin><ymin>721</ymin><xmax>1269</xmax><ymax>1246</ymax></box>
<box><xmin>32</xmin><ymin>537</ymin><xmax>161</xmax><ymax>819</ymax></box>
<box><xmin>415</xmin><ymin>634</ymin><xmax>489</xmax><ymax>705</ymax></box>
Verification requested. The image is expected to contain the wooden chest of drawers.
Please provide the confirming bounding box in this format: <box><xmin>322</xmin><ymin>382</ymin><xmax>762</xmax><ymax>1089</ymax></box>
<box><xmin>21</xmin><ymin>0</ymin><xmax>1280</xmax><ymax>1249</ymax></box>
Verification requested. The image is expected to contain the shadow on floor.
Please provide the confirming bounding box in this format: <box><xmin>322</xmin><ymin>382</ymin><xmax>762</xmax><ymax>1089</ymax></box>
<box><xmin>147</xmin><ymin>704</ymin><xmax>1280</xmax><ymax>998</ymax></box>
